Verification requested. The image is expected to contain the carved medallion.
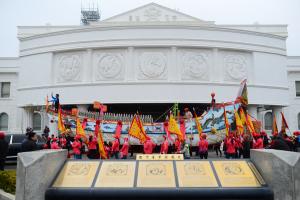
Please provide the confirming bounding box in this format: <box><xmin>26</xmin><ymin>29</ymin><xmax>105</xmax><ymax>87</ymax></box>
<box><xmin>224</xmin><ymin>55</ymin><xmax>247</xmax><ymax>80</ymax></box>
<box><xmin>67</xmin><ymin>163</ymin><xmax>91</xmax><ymax>176</ymax></box>
<box><xmin>144</xmin><ymin>7</ymin><xmax>161</xmax><ymax>21</ymax></box>
<box><xmin>58</xmin><ymin>55</ymin><xmax>82</xmax><ymax>82</ymax></box>
<box><xmin>97</xmin><ymin>54</ymin><xmax>122</xmax><ymax>79</ymax></box>
<box><xmin>146</xmin><ymin>163</ymin><xmax>166</xmax><ymax>176</ymax></box>
<box><xmin>183</xmin><ymin>53</ymin><xmax>208</xmax><ymax>79</ymax></box>
<box><xmin>106</xmin><ymin>164</ymin><xmax>128</xmax><ymax>176</ymax></box>
<box><xmin>139</xmin><ymin>52</ymin><xmax>166</xmax><ymax>79</ymax></box>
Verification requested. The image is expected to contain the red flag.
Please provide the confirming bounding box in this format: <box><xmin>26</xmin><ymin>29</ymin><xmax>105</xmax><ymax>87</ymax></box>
<box><xmin>272</xmin><ymin>115</ymin><xmax>279</xmax><ymax>136</ymax></box>
<box><xmin>163</xmin><ymin>121</ymin><xmax>174</xmax><ymax>142</ymax></box>
<box><xmin>223</xmin><ymin>106</ymin><xmax>230</xmax><ymax>136</ymax></box>
<box><xmin>236</xmin><ymin>79</ymin><xmax>248</xmax><ymax>106</ymax></box>
<box><xmin>179</xmin><ymin>118</ymin><xmax>186</xmax><ymax>141</ymax></box>
<box><xmin>280</xmin><ymin>112</ymin><xmax>289</xmax><ymax>132</ymax></box>
<box><xmin>82</xmin><ymin>118</ymin><xmax>88</xmax><ymax>130</ymax></box>
<box><xmin>114</xmin><ymin>120</ymin><xmax>122</xmax><ymax>139</ymax></box>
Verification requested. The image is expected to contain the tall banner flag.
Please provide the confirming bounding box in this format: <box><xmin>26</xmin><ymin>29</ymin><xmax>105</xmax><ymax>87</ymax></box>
<box><xmin>57</xmin><ymin>108</ymin><xmax>66</xmax><ymax>133</ymax></box>
<box><xmin>45</xmin><ymin>96</ymin><xmax>49</xmax><ymax>112</ymax></box>
<box><xmin>128</xmin><ymin>114</ymin><xmax>148</xmax><ymax>144</ymax></box>
<box><xmin>235</xmin><ymin>109</ymin><xmax>244</xmax><ymax>135</ymax></box>
<box><xmin>272</xmin><ymin>115</ymin><xmax>279</xmax><ymax>136</ymax></box>
<box><xmin>179</xmin><ymin>119</ymin><xmax>186</xmax><ymax>141</ymax></box>
<box><xmin>236</xmin><ymin>79</ymin><xmax>248</xmax><ymax>106</ymax></box>
<box><xmin>246</xmin><ymin>114</ymin><xmax>255</xmax><ymax>135</ymax></box>
<box><xmin>168</xmin><ymin>113</ymin><xmax>184</xmax><ymax>141</ymax></box>
<box><xmin>193</xmin><ymin>110</ymin><xmax>203</xmax><ymax>138</ymax></box>
<box><xmin>114</xmin><ymin>121</ymin><xmax>123</xmax><ymax>139</ymax></box>
<box><xmin>239</xmin><ymin>108</ymin><xmax>247</xmax><ymax>125</ymax></box>
<box><xmin>223</xmin><ymin>106</ymin><xmax>230</xmax><ymax>136</ymax></box>
<box><xmin>163</xmin><ymin>121</ymin><xmax>174</xmax><ymax>142</ymax></box>
<box><xmin>76</xmin><ymin>118</ymin><xmax>87</xmax><ymax>139</ymax></box>
<box><xmin>95</xmin><ymin>120</ymin><xmax>107</xmax><ymax>159</ymax></box>
<box><xmin>280</xmin><ymin>112</ymin><xmax>289</xmax><ymax>133</ymax></box>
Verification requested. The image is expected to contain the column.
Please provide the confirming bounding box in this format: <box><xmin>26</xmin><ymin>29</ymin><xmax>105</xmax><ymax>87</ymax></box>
<box><xmin>126</xmin><ymin>47</ymin><xmax>135</xmax><ymax>81</ymax></box>
<box><xmin>22</xmin><ymin>107</ymin><xmax>33</xmax><ymax>133</ymax></box>
<box><xmin>169</xmin><ymin>46</ymin><xmax>178</xmax><ymax>81</ymax></box>
<box><xmin>272</xmin><ymin>106</ymin><xmax>283</xmax><ymax>132</ymax></box>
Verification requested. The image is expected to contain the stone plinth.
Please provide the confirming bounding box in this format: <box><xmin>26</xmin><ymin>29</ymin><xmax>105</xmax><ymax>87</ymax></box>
<box><xmin>251</xmin><ymin>149</ymin><xmax>300</xmax><ymax>200</ymax></box>
<box><xmin>15</xmin><ymin>150</ymin><xmax>67</xmax><ymax>200</ymax></box>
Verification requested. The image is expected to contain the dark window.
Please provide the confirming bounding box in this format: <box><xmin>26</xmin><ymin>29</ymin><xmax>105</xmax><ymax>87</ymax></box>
<box><xmin>298</xmin><ymin>113</ymin><xmax>300</xmax><ymax>130</ymax></box>
<box><xmin>33</xmin><ymin>113</ymin><xmax>42</xmax><ymax>131</ymax></box>
<box><xmin>1</xmin><ymin>82</ymin><xmax>10</xmax><ymax>98</ymax></box>
<box><xmin>264</xmin><ymin>112</ymin><xmax>272</xmax><ymax>130</ymax></box>
<box><xmin>0</xmin><ymin>112</ymin><xmax>8</xmax><ymax>131</ymax></box>
<box><xmin>296</xmin><ymin>81</ymin><xmax>300</xmax><ymax>97</ymax></box>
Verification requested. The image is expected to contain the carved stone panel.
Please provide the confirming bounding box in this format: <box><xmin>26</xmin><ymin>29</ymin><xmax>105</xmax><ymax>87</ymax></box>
<box><xmin>94</xmin><ymin>51</ymin><xmax>124</xmax><ymax>81</ymax></box>
<box><xmin>222</xmin><ymin>51</ymin><xmax>250</xmax><ymax>82</ymax></box>
<box><xmin>179</xmin><ymin>50</ymin><xmax>211</xmax><ymax>81</ymax></box>
<box><xmin>138</xmin><ymin>52</ymin><xmax>167</xmax><ymax>80</ymax></box>
<box><xmin>54</xmin><ymin>52</ymin><xmax>84</xmax><ymax>83</ymax></box>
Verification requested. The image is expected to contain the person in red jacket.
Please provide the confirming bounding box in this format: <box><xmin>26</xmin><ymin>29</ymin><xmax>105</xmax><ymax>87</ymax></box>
<box><xmin>225</xmin><ymin>133</ymin><xmax>236</xmax><ymax>159</ymax></box>
<box><xmin>59</xmin><ymin>135</ymin><xmax>67</xmax><ymax>149</ymax></box>
<box><xmin>253</xmin><ymin>133</ymin><xmax>264</xmax><ymax>149</ymax></box>
<box><xmin>51</xmin><ymin>138</ymin><xmax>61</xmax><ymax>149</ymax></box>
<box><xmin>174</xmin><ymin>138</ymin><xmax>181</xmax><ymax>153</ymax></box>
<box><xmin>87</xmin><ymin>135</ymin><xmax>99</xmax><ymax>159</ymax></box>
<box><xmin>160</xmin><ymin>136</ymin><xmax>169</xmax><ymax>154</ymax></box>
<box><xmin>111</xmin><ymin>137</ymin><xmax>120</xmax><ymax>159</ymax></box>
<box><xmin>198</xmin><ymin>134</ymin><xmax>209</xmax><ymax>159</ymax></box>
<box><xmin>72</xmin><ymin>135</ymin><xmax>82</xmax><ymax>159</ymax></box>
<box><xmin>120</xmin><ymin>137</ymin><xmax>129</xmax><ymax>159</ymax></box>
<box><xmin>144</xmin><ymin>137</ymin><xmax>156</xmax><ymax>154</ymax></box>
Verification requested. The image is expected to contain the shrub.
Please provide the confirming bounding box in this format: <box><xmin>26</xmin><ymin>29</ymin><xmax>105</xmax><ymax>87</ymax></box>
<box><xmin>0</xmin><ymin>170</ymin><xmax>16</xmax><ymax>194</ymax></box>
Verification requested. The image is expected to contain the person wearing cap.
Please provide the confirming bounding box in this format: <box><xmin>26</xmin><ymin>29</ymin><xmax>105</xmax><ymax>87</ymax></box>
<box><xmin>21</xmin><ymin>131</ymin><xmax>38</xmax><ymax>152</ymax></box>
<box><xmin>160</xmin><ymin>136</ymin><xmax>169</xmax><ymax>154</ymax></box>
<box><xmin>111</xmin><ymin>137</ymin><xmax>120</xmax><ymax>159</ymax></box>
<box><xmin>0</xmin><ymin>131</ymin><xmax>8</xmax><ymax>170</ymax></box>
<box><xmin>225</xmin><ymin>133</ymin><xmax>236</xmax><ymax>159</ymax></box>
<box><xmin>120</xmin><ymin>138</ymin><xmax>129</xmax><ymax>159</ymax></box>
<box><xmin>72</xmin><ymin>135</ymin><xmax>82</xmax><ymax>159</ymax></box>
<box><xmin>180</xmin><ymin>143</ymin><xmax>191</xmax><ymax>159</ymax></box>
<box><xmin>144</xmin><ymin>137</ymin><xmax>156</xmax><ymax>154</ymax></box>
<box><xmin>87</xmin><ymin>135</ymin><xmax>99</xmax><ymax>159</ymax></box>
<box><xmin>51</xmin><ymin>138</ymin><xmax>61</xmax><ymax>149</ymax></box>
<box><xmin>198</xmin><ymin>134</ymin><xmax>208</xmax><ymax>159</ymax></box>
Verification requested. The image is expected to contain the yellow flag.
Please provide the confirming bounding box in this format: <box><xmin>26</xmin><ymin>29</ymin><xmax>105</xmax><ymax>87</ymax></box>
<box><xmin>76</xmin><ymin>118</ymin><xmax>87</xmax><ymax>139</ymax></box>
<box><xmin>194</xmin><ymin>111</ymin><xmax>202</xmax><ymax>138</ymax></box>
<box><xmin>57</xmin><ymin>108</ymin><xmax>66</xmax><ymax>133</ymax></box>
<box><xmin>168</xmin><ymin>113</ymin><xmax>184</xmax><ymax>141</ymax></box>
<box><xmin>235</xmin><ymin>109</ymin><xmax>244</xmax><ymax>135</ymax></box>
<box><xmin>272</xmin><ymin>115</ymin><xmax>279</xmax><ymax>135</ymax></box>
<box><xmin>246</xmin><ymin>114</ymin><xmax>255</xmax><ymax>134</ymax></box>
<box><xmin>223</xmin><ymin>106</ymin><xmax>230</xmax><ymax>136</ymax></box>
<box><xmin>128</xmin><ymin>115</ymin><xmax>148</xmax><ymax>144</ymax></box>
<box><xmin>97</xmin><ymin>125</ymin><xmax>107</xmax><ymax>159</ymax></box>
<box><xmin>239</xmin><ymin>108</ymin><xmax>247</xmax><ymax>125</ymax></box>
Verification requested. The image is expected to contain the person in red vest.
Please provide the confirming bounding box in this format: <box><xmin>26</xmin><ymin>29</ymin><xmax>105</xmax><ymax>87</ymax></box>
<box><xmin>72</xmin><ymin>135</ymin><xmax>82</xmax><ymax>159</ymax></box>
<box><xmin>198</xmin><ymin>134</ymin><xmax>208</xmax><ymax>159</ymax></box>
<box><xmin>160</xmin><ymin>136</ymin><xmax>169</xmax><ymax>154</ymax></box>
<box><xmin>59</xmin><ymin>135</ymin><xmax>67</xmax><ymax>149</ymax></box>
<box><xmin>144</xmin><ymin>137</ymin><xmax>156</xmax><ymax>154</ymax></box>
<box><xmin>111</xmin><ymin>137</ymin><xmax>120</xmax><ymax>159</ymax></box>
<box><xmin>50</xmin><ymin>138</ymin><xmax>61</xmax><ymax>149</ymax></box>
<box><xmin>87</xmin><ymin>135</ymin><xmax>99</xmax><ymax>159</ymax></box>
<box><xmin>174</xmin><ymin>138</ymin><xmax>181</xmax><ymax>153</ymax></box>
<box><xmin>120</xmin><ymin>137</ymin><xmax>129</xmax><ymax>159</ymax></box>
<box><xmin>225</xmin><ymin>133</ymin><xmax>236</xmax><ymax>159</ymax></box>
<box><xmin>253</xmin><ymin>133</ymin><xmax>264</xmax><ymax>149</ymax></box>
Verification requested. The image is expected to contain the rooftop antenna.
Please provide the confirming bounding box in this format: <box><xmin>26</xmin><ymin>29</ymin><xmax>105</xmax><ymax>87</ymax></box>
<box><xmin>81</xmin><ymin>0</ymin><xmax>100</xmax><ymax>25</ymax></box>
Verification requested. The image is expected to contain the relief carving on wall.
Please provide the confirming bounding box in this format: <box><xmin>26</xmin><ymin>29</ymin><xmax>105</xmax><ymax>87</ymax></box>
<box><xmin>56</xmin><ymin>54</ymin><xmax>82</xmax><ymax>83</ymax></box>
<box><xmin>96</xmin><ymin>53</ymin><xmax>123</xmax><ymax>80</ymax></box>
<box><xmin>144</xmin><ymin>7</ymin><xmax>162</xmax><ymax>21</ymax></box>
<box><xmin>224</xmin><ymin>54</ymin><xmax>247</xmax><ymax>81</ymax></box>
<box><xmin>139</xmin><ymin>52</ymin><xmax>167</xmax><ymax>79</ymax></box>
<box><xmin>182</xmin><ymin>52</ymin><xmax>209</xmax><ymax>80</ymax></box>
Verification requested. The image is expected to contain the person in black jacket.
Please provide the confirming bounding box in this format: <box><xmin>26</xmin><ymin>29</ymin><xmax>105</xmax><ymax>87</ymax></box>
<box><xmin>0</xmin><ymin>131</ymin><xmax>9</xmax><ymax>170</ymax></box>
<box><xmin>21</xmin><ymin>131</ymin><xmax>38</xmax><ymax>152</ymax></box>
<box><xmin>269</xmin><ymin>134</ymin><xmax>290</xmax><ymax>151</ymax></box>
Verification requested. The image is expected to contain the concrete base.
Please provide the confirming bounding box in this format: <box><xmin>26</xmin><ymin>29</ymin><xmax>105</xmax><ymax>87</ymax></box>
<box><xmin>15</xmin><ymin>150</ymin><xmax>67</xmax><ymax>200</ymax></box>
<box><xmin>0</xmin><ymin>189</ymin><xmax>15</xmax><ymax>200</ymax></box>
<box><xmin>251</xmin><ymin>149</ymin><xmax>300</xmax><ymax>200</ymax></box>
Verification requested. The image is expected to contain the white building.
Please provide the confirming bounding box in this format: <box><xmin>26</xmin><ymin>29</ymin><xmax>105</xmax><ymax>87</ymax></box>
<box><xmin>0</xmin><ymin>3</ymin><xmax>299</xmax><ymax>134</ymax></box>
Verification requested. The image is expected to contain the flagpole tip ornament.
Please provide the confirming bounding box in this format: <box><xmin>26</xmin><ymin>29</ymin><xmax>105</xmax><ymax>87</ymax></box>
<box><xmin>211</xmin><ymin>92</ymin><xmax>215</xmax><ymax>97</ymax></box>
<box><xmin>96</xmin><ymin>120</ymin><xmax>101</xmax><ymax>125</ymax></box>
<box><xmin>117</xmin><ymin>120</ymin><xmax>122</xmax><ymax>125</ymax></box>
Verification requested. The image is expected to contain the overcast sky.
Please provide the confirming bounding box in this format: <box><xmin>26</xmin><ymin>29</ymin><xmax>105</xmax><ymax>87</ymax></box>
<box><xmin>0</xmin><ymin>0</ymin><xmax>299</xmax><ymax>57</ymax></box>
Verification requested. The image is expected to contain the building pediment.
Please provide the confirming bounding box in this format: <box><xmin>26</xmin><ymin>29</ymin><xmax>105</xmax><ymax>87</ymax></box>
<box><xmin>101</xmin><ymin>3</ymin><xmax>214</xmax><ymax>24</ymax></box>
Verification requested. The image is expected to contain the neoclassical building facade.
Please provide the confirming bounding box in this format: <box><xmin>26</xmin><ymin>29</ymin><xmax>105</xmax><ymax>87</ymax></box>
<box><xmin>0</xmin><ymin>3</ymin><xmax>299</xmax><ymax>134</ymax></box>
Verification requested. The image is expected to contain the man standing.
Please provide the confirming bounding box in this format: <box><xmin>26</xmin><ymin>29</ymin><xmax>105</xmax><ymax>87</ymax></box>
<box><xmin>160</xmin><ymin>136</ymin><xmax>169</xmax><ymax>154</ymax></box>
<box><xmin>21</xmin><ymin>131</ymin><xmax>38</xmax><ymax>152</ymax></box>
<box><xmin>198</xmin><ymin>134</ymin><xmax>208</xmax><ymax>159</ymax></box>
<box><xmin>0</xmin><ymin>132</ymin><xmax>8</xmax><ymax>170</ymax></box>
<box><xmin>111</xmin><ymin>137</ymin><xmax>120</xmax><ymax>159</ymax></box>
<box><xmin>120</xmin><ymin>138</ymin><xmax>129</xmax><ymax>159</ymax></box>
<box><xmin>144</xmin><ymin>138</ymin><xmax>156</xmax><ymax>154</ymax></box>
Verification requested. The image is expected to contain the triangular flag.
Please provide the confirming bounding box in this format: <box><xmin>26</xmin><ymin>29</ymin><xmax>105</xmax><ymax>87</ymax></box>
<box><xmin>246</xmin><ymin>114</ymin><xmax>255</xmax><ymax>135</ymax></box>
<box><xmin>239</xmin><ymin>108</ymin><xmax>247</xmax><ymax>126</ymax></box>
<box><xmin>57</xmin><ymin>107</ymin><xmax>66</xmax><ymax>133</ymax></box>
<box><xmin>193</xmin><ymin>110</ymin><xmax>203</xmax><ymax>138</ymax></box>
<box><xmin>235</xmin><ymin>109</ymin><xmax>244</xmax><ymax>135</ymax></box>
<box><xmin>168</xmin><ymin>113</ymin><xmax>184</xmax><ymax>142</ymax></box>
<box><xmin>280</xmin><ymin>112</ymin><xmax>289</xmax><ymax>133</ymax></box>
<box><xmin>95</xmin><ymin>120</ymin><xmax>107</xmax><ymax>159</ymax></box>
<box><xmin>128</xmin><ymin>114</ymin><xmax>148</xmax><ymax>144</ymax></box>
<box><xmin>76</xmin><ymin>118</ymin><xmax>87</xmax><ymax>139</ymax></box>
<box><xmin>272</xmin><ymin>115</ymin><xmax>279</xmax><ymax>136</ymax></box>
<box><xmin>114</xmin><ymin>121</ymin><xmax>122</xmax><ymax>139</ymax></box>
<box><xmin>223</xmin><ymin>106</ymin><xmax>230</xmax><ymax>136</ymax></box>
<box><xmin>237</xmin><ymin>79</ymin><xmax>248</xmax><ymax>106</ymax></box>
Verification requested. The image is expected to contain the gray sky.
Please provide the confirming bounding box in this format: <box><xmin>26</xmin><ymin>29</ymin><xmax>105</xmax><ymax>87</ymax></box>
<box><xmin>0</xmin><ymin>0</ymin><xmax>299</xmax><ymax>57</ymax></box>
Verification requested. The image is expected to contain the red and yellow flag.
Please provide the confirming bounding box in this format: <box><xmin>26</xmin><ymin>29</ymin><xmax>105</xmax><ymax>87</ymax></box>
<box><xmin>95</xmin><ymin>120</ymin><xmax>107</xmax><ymax>159</ymax></box>
<box><xmin>246</xmin><ymin>114</ymin><xmax>255</xmax><ymax>135</ymax></box>
<box><xmin>57</xmin><ymin>108</ymin><xmax>66</xmax><ymax>133</ymax></box>
<box><xmin>223</xmin><ymin>106</ymin><xmax>230</xmax><ymax>136</ymax></box>
<box><xmin>272</xmin><ymin>115</ymin><xmax>279</xmax><ymax>136</ymax></box>
<box><xmin>239</xmin><ymin>108</ymin><xmax>247</xmax><ymax>126</ymax></box>
<box><xmin>193</xmin><ymin>111</ymin><xmax>203</xmax><ymax>138</ymax></box>
<box><xmin>128</xmin><ymin>114</ymin><xmax>148</xmax><ymax>144</ymax></box>
<box><xmin>168</xmin><ymin>113</ymin><xmax>184</xmax><ymax>141</ymax></box>
<box><xmin>235</xmin><ymin>109</ymin><xmax>244</xmax><ymax>135</ymax></box>
<box><xmin>45</xmin><ymin>96</ymin><xmax>49</xmax><ymax>112</ymax></box>
<box><xmin>280</xmin><ymin>112</ymin><xmax>289</xmax><ymax>133</ymax></box>
<box><xmin>76</xmin><ymin>118</ymin><xmax>87</xmax><ymax>139</ymax></box>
